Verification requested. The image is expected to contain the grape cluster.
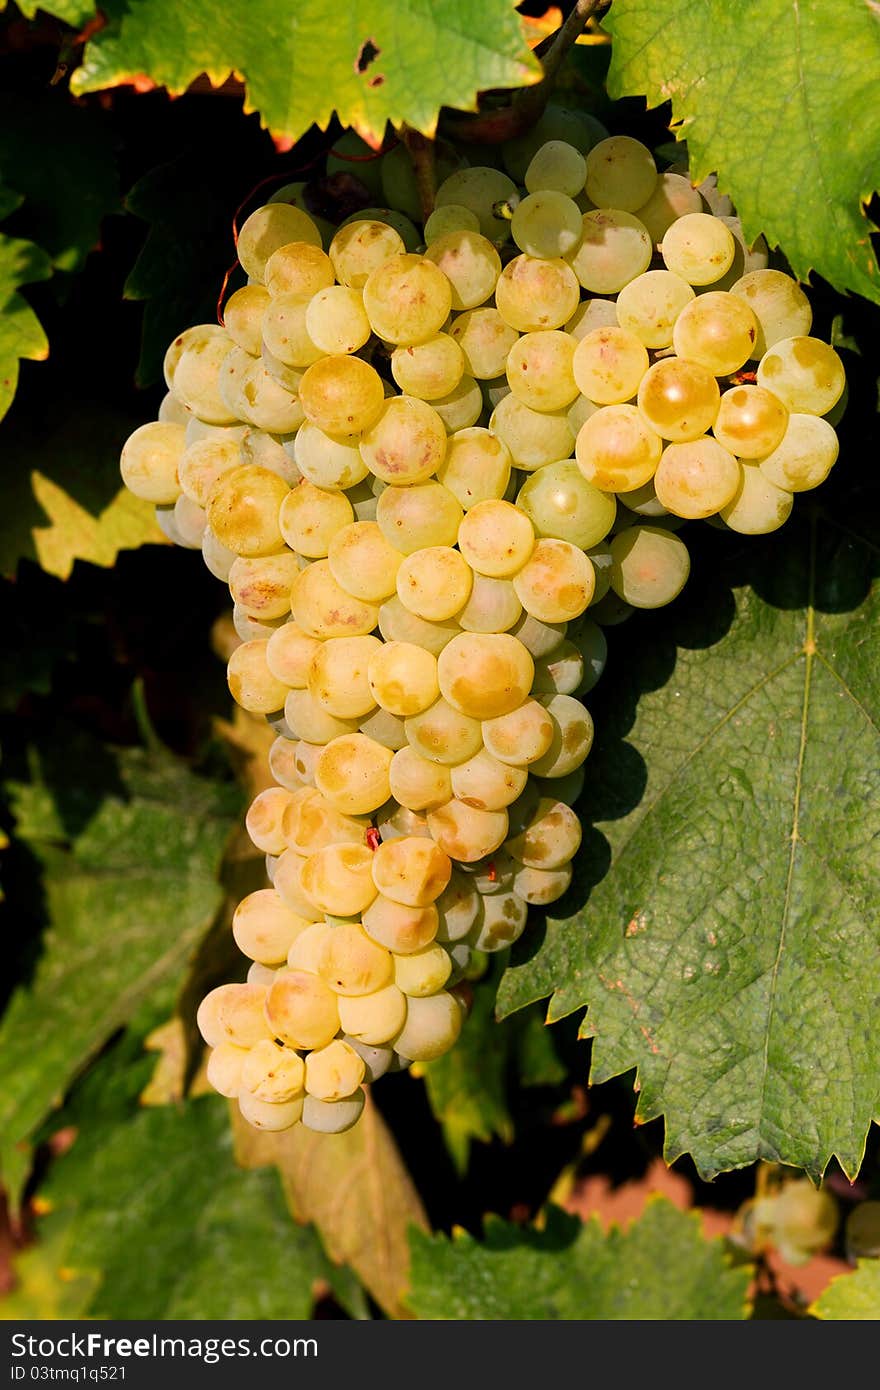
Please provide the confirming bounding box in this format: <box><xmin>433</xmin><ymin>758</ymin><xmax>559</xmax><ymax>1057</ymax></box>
<box><xmin>119</xmin><ymin>112</ymin><xmax>845</xmax><ymax>1136</ymax></box>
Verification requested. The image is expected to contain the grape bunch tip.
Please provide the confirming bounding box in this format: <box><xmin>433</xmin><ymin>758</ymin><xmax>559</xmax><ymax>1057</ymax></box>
<box><xmin>120</xmin><ymin>109</ymin><xmax>845</xmax><ymax>1137</ymax></box>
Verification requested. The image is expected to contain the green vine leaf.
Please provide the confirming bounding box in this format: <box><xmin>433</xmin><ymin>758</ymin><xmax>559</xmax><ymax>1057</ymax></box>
<box><xmin>0</xmin><ymin>1</ymin><xmax>96</xmax><ymax>23</ymax></box>
<box><xmin>407</xmin><ymin>1198</ymin><xmax>752</xmax><ymax>1318</ymax></box>
<box><xmin>0</xmin><ymin>90</ymin><xmax>119</xmax><ymax>274</ymax></box>
<box><xmin>70</xmin><ymin>0</ymin><xmax>541</xmax><ymax>147</ymax></box>
<box><xmin>604</xmin><ymin>0</ymin><xmax>880</xmax><ymax>303</ymax></box>
<box><xmin>0</xmin><ymin>216</ymin><xmax>51</xmax><ymax>424</ymax></box>
<box><xmin>39</xmin><ymin>1096</ymin><xmax>332</xmax><ymax>1319</ymax></box>
<box><xmin>499</xmin><ymin>505</ymin><xmax>880</xmax><ymax>1180</ymax></box>
<box><xmin>0</xmin><ymin>730</ymin><xmax>240</xmax><ymax>1203</ymax></box>
<box><xmin>810</xmin><ymin>1259</ymin><xmax>880</xmax><ymax>1319</ymax></box>
<box><xmin>0</xmin><ymin>397</ymin><xmax>165</xmax><ymax>579</ymax></box>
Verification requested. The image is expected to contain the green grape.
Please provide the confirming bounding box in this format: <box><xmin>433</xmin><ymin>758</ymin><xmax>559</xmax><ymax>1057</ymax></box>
<box><xmin>720</xmin><ymin>461</ymin><xmax>793</xmax><ymax>533</ymax></box>
<box><xmin>661</xmin><ymin>213</ymin><xmax>736</xmax><ymax>285</ymax></box>
<box><xmin>227</xmin><ymin>639</ymin><xmax>290</xmax><ymax>715</ymax></box>
<box><xmin>264</xmin><ymin>241</ymin><xmax>335</xmax><ymax>300</ymax></box>
<box><xmin>506</xmin><ymin>330</ymin><xmax>578</xmax><ymax>411</ymax></box>
<box><xmin>358</xmin><ymin>706</ymin><xmax>407</xmax><ymax>751</ymax></box>
<box><xmin>305</xmin><ymin>285</ymin><xmax>371</xmax><ymax>355</ymax></box>
<box><xmin>672</xmin><ymin>290</ymin><xmax>760</xmax><ymax>374</ymax></box>
<box><xmin>285</xmin><ymin>689</ymin><xmax>360</xmax><ymax>745</ymax></box>
<box><xmin>506</xmin><ymin>796</ymin><xmax>582</xmax><ymax>869</ymax></box>
<box><xmin>363</xmin><ymin>253</ymin><xmax>452</xmax><ymax>344</ymax></box>
<box><xmin>240</xmin><ymin>357</ymin><xmax>306</xmax><ymax>433</ymax></box>
<box><xmin>201</xmin><ymin>525</ymin><xmax>236</xmax><ymax>581</ymax></box>
<box><xmin>329</xmin><ymin>219</ymin><xmax>406</xmax><ymax>288</ymax></box>
<box><xmin>207</xmin><ymin>464</ymin><xmax>288</xmax><ymax>556</ymax></box>
<box><xmin>229</xmin><ymin>550</ymin><xmax>301</xmax><ymax>620</ymax></box>
<box><xmin>513</xmin><ymin>539</ymin><xmax>595</xmax><ymax>623</ymax></box>
<box><xmin>376</xmin><ymin>480</ymin><xmax>463</xmax><ymax>552</ymax></box>
<box><xmin>261</xmin><ymin>293</ymin><xmax>323</xmax><ymax>368</ymax></box>
<box><xmin>565</xmin><ymin>209</ymin><xmax>652</xmax><ymax>294</ymax></box>
<box><xmin>260</xmin><ymin>343</ymin><xmax>306</xmax><ymax>394</ymax></box>
<box><xmin>510</xmin><ymin>610</ymin><xmax>568</xmax><ymax>658</ymax></box>
<box><xmin>266</xmin><ymin>181</ymin><xmax>336</xmax><ymax>246</ymax></box>
<box><xmin>303</xmin><ymin>846</ymin><xmax>380</xmax><ymax>917</ymax></box>
<box><xmin>299</xmin><ymin>355</ymin><xmax>385</xmax><ymax>435</ymax></box>
<box><xmin>730</xmin><ymin>268</ymin><xmax>812</xmax><ymax>356</ymax></box>
<box><xmin>584</xmin><ymin>136</ymin><xmax>657</xmax><ymax>211</ymax></box>
<box><xmin>368</xmin><ymin>641</ymin><xmax>439</xmax><ymax>717</ymax></box>
<box><xmin>314</xmin><ymin>922</ymin><xmax>389</xmax><ymax>1000</ymax></box>
<box><xmin>584</xmin><ymin>540</ymin><xmax>614</xmax><ymax>603</ymax></box>
<box><xmin>360</xmin><ymin>395</ymin><xmax>448</xmax><ymax>484</ymax></box>
<box><xmin>397</xmin><ymin>546</ymin><xmax>473</xmax><ymax>620</ymax></box>
<box><xmin>327</xmin><ymin>520</ymin><xmax>403</xmax><ymax>601</ymax></box>
<box><xmin>428</xmin><ymin>798</ymin><xmax>509</xmax><ymax>863</ymax></box>
<box><xmin>525</xmin><ymin>140</ymin><xmax>587</xmax><ymax>196</ymax></box>
<box><xmin>431</xmin><ymin>375</ymin><xmax>484</xmax><ymax>432</ymax></box>
<box><xmin>467</xmin><ymin>890</ymin><xmax>528</xmax><ymax>952</ymax></box>
<box><xmin>489</xmin><ymin>393</ymin><xmax>575</xmax><ymax>472</ymax></box>
<box><xmin>654</xmin><ymin>438</ymin><xmax>741</xmax><ymax>518</ymax></box>
<box><xmin>279</xmin><ymin>479</ymin><xmax>354</xmax><ymax>557</ymax></box>
<box><xmin>517</xmin><ymin>460</ymin><xmax>617</xmax><ymax>547</ymax></box>
<box><xmin>392</xmin><ymin>944</ymin><xmax>453</xmax><ymax>998</ymax></box>
<box><xmin>757</xmin><ymin>413</ymin><xmax>839</xmax><ymax>491</ymax></box>
<box><xmin>205</xmin><ymin>1043</ymin><xmax>247</xmax><ymax>1099</ymax></box>
<box><xmin>450</xmin><ymin>748</ymin><xmax>527</xmax><ymax>811</ymax></box>
<box><xmin>616</xmin><ymin>479</ymin><xmax>668</xmax><ymax>518</ymax></box>
<box><xmin>173</xmin><ymin>333</ymin><xmax>238</xmax><ymax>425</ymax></box>
<box><xmin>495</xmin><ymin>254</ymin><xmax>580</xmax><ymax>332</ymax></box>
<box><xmin>293</xmin><ymin>420</ymin><xmax>368</xmax><ymax>490</ymax></box>
<box><xmin>511</xmin><ymin>190</ymin><xmax>583</xmax><ymax>259</ymax></box>
<box><xmin>390</xmin><ymin>334</ymin><xmax>465</xmax><ymax>399</ymax></box>
<box><xmin>290</xmin><ymin>559</ymin><xmax>379</xmax><ymax>638</ymax></box>
<box><xmin>170</xmin><ymin>494</ymin><xmax>206</xmax><ymax>548</ymax></box>
<box><xmin>633</xmin><ymin>171</ymin><xmax>703</xmax><ymax>245</ymax></box>
<box><xmin>197</xmin><ymin>982</ymin><xmax>272</xmax><ymax>1049</ymax></box>
<box><xmin>575</xmin><ymin>403</ymin><xmax>663</xmax><ymax>492</ymax></box>
<box><xmin>240</xmin><ymin>429</ymin><xmax>300</xmax><ymax>487</ymax></box>
<box><xmin>707</xmin><ymin>216</ymin><xmax>770</xmax><ymax>293</ymax></box>
<box><xmin>378</xmin><ymin>595</ymin><xmax>461</xmax><ymax>655</ymax></box>
<box><xmin>530</xmin><ymin>640</ymin><xmax>585</xmax><ymax>696</ymax></box>
<box><xmin>637</xmin><ymin>357</ymin><xmax>721</xmax><ymax>442</ymax></box>
<box><xmin>424</xmin><ymin>204</ymin><xmax>480</xmax><ymax>240</ymax></box>
<box><xmin>242</xmin><ymin>1039</ymin><xmax>307</xmax><ymax>1104</ymax></box>
<box><xmin>335</xmin><ymin>984</ymin><xmax>405</xmax><ymax>1045</ymax></box>
<box><xmin>437</xmin><ymin>631</ymin><xmax>534</xmax><ymax>719</ymax></box>
<box><xmin>232</xmin><ymin>889</ymin><xmax>311</xmax><ymax>965</ymax></box>
<box><xmin>573</xmin><ymin>326</ymin><xmax>649</xmax><ymax>404</ymax></box>
<box><xmin>340</xmin><ymin>206</ymin><xmax>421</xmax><ymax>251</ymax></box>
<box><xmin>712</xmin><ymin>385</ymin><xmax>789</xmax><ymax>458</ymax></box>
<box><xmin>301</xmin><ymin>1087</ymin><xmax>366</xmax><ymax>1132</ymax></box>
<box><xmin>380</xmin><ymin>139</ymin><xmax>463</xmax><ymax>223</ymax></box>
<box><xmin>307</xmin><ymin>635</ymin><xmax>381</xmax><ymax>720</ymax></box>
<box><xmin>615</xmin><ymin>269</ymin><xmax>695</xmax><ymax>348</ymax></box>
<box><xmin>405</xmin><ymin>697</ymin><xmax>483</xmax><ymax>766</ymax></box>
<box><xmin>567</xmin><ymin>394</ymin><xmax>601</xmax><ymax>434</ymax></box>
<box><xmin>224</xmin><ymin>284</ymin><xmax>271</xmax><ymax>355</ymax></box>
<box><xmin>389</xmin><ymin>746</ymin><xmax>453</xmax><ymax>813</ymax></box>
<box><xmin>371</xmin><ymin>835</ymin><xmax>452</xmax><ymax>908</ymax></box>
<box><xmin>266</xmin><ymin>623</ymin><xmax>321</xmax><ymax>688</ymax></box>
<box><xmin>237</xmin><ymin>204</ymin><xmax>322</xmax><ymax>281</ymax></box>
<box><xmin>304</xmin><ymin>1039</ymin><xmax>367</xmax><ymax>1101</ymax></box>
<box><xmin>511</xmin><ymin>862</ymin><xmax>572</xmax><ymax>906</ymax></box>
<box><xmin>609</xmin><ymin>524</ymin><xmax>691</xmax><ymax>607</ymax></box>
<box><xmin>268</xmin><ymin>735</ymin><xmax>305</xmax><ymax>791</ymax></box>
<box><xmin>503</xmin><ymin>104</ymin><xmax>607</xmax><ymax>182</ymax></box>
<box><xmin>120</xmin><ymin>421</ymin><xmax>185</xmax><ymax>503</ymax></box>
<box><xmin>457</xmin><ymin>574</ymin><xmax>522</xmax><ymax>633</ymax></box>
<box><xmin>326</xmin><ymin>131</ymin><xmax>385</xmax><ymax>198</ymax></box>
<box><xmin>456</xmin><ymin>499</ymin><xmax>535</xmax><ymax>578</ymax></box>
<box><xmin>447</xmin><ymin>309</ymin><xmax>518</xmax><ymax>382</ymax></box>
<box><xmin>756</xmin><ymin>335</ymin><xmax>845</xmax><ymax>415</ymax></box>
<box><xmin>280</xmin><ymin>786</ymin><xmax>368</xmax><ymax>855</ymax></box>
<box><xmin>392</xmin><ymin>991</ymin><xmax>462</xmax><ymax>1061</ymax></box>
<box><xmin>265</xmin><ymin>968</ymin><xmax>340</xmax><ymax>1051</ymax></box>
<box><xmin>424</xmin><ymin>230</ymin><xmax>501</xmax><ymax>310</ymax></box>
<box><xmin>566</xmin><ymin>298</ymin><xmax>619</xmax><ymax>339</ymax></box>
<box><xmin>163</xmin><ymin>323</ymin><xmax>227</xmax><ymax>392</ymax></box>
<box><xmin>434</xmin><ymin>165</ymin><xmax>519</xmax><ymax>241</ymax></box>
<box><xmin>436</xmin><ymin>426</ymin><xmax>511</xmax><ymax>509</ymax></box>
<box><xmin>529</xmin><ymin>694</ymin><xmax>594</xmax><ymax>779</ymax></box>
<box><xmin>158</xmin><ymin>390</ymin><xmax>191</xmax><ymax>425</ymax></box>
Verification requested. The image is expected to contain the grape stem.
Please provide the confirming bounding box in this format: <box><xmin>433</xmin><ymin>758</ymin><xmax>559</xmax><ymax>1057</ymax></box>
<box><xmin>442</xmin><ymin>0</ymin><xmax>605</xmax><ymax>145</ymax></box>
<box><xmin>400</xmin><ymin>125</ymin><xmax>437</xmax><ymax>223</ymax></box>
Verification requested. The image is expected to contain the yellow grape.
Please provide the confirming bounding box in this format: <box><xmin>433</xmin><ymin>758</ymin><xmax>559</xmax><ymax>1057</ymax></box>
<box><xmin>265</xmin><ymin>969</ymin><xmax>340</xmax><ymax>1050</ymax></box>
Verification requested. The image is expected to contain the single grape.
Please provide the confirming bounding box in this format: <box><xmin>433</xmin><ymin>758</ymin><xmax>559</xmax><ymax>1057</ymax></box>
<box><xmin>506</xmin><ymin>331</ymin><xmax>579</xmax><ymax>411</ymax></box>
<box><xmin>609</xmin><ymin>525</ymin><xmax>691</xmax><ymax>607</ymax></box>
<box><xmin>672</xmin><ymin>291</ymin><xmax>760</xmax><ymax>374</ymax></box>
<box><xmin>237</xmin><ymin>204</ymin><xmax>322</xmax><ymax>280</ymax></box>
<box><xmin>449</xmin><ymin>308</ymin><xmax>520</xmax><ymax>381</ymax></box>
<box><xmin>661</xmin><ymin>213</ymin><xmax>736</xmax><ymax>285</ymax></box>
<box><xmin>424</xmin><ymin>230</ymin><xmax>501</xmax><ymax>310</ymax></box>
<box><xmin>363</xmin><ymin>253</ymin><xmax>452</xmax><ymax>344</ymax></box>
<box><xmin>360</xmin><ymin>395</ymin><xmax>448</xmax><ymax>484</ymax></box>
<box><xmin>495</xmin><ymin>254</ymin><xmax>580</xmax><ymax>332</ymax></box>
<box><xmin>279</xmin><ymin>480</ymin><xmax>354</xmax><ymax>557</ymax></box>
<box><xmin>720</xmin><ymin>462</ymin><xmax>793</xmax><ymax>533</ymax></box>
<box><xmin>390</xmin><ymin>334</ymin><xmax>465</xmax><ymax>399</ymax></box>
<box><xmin>511</xmin><ymin>190</ymin><xmax>584</xmax><ymax>259</ymax></box>
<box><xmin>637</xmin><ymin>357</ymin><xmax>721</xmax><ymax>442</ymax></box>
<box><xmin>329</xmin><ymin>219</ymin><xmax>405</xmax><ymax>288</ymax></box>
<box><xmin>565</xmin><ymin>209</ymin><xmax>653</xmax><ymax>294</ymax></box>
<box><xmin>756</xmin><ymin>336</ymin><xmax>845</xmax><ymax>415</ymax></box>
<box><xmin>654</xmin><ymin>438</ymin><xmax>741</xmax><ymax>518</ymax></box>
<box><xmin>525</xmin><ymin>140</ymin><xmax>587</xmax><ymax>197</ymax></box>
<box><xmin>730</xmin><ymin>268</ymin><xmax>812</xmax><ymax>356</ymax></box>
<box><xmin>757</xmin><ymin>413</ymin><xmax>839</xmax><ymax>491</ymax></box>
<box><xmin>584</xmin><ymin>136</ymin><xmax>657</xmax><ymax>211</ymax></box>
<box><xmin>120</xmin><ymin>422</ymin><xmax>185</xmax><ymax>503</ymax></box>
<box><xmin>575</xmin><ymin>404</ymin><xmax>663</xmax><ymax>492</ymax></box>
<box><xmin>573</xmin><ymin>327</ymin><xmax>649</xmax><ymax>405</ymax></box>
<box><xmin>489</xmin><ymin>393</ymin><xmax>575</xmax><ymax>472</ymax></box>
<box><xmin>712</xmin><ymin>385</ymin><xmax>789</xmax><ymax>458</ymax></box>
<box><xmin>434</xmin><ymin>165</ymin><xmax>520</xmax><ymax>241</ymax></box>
